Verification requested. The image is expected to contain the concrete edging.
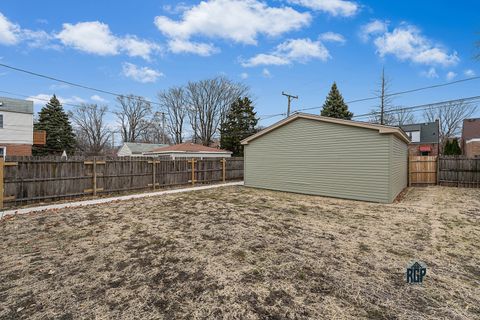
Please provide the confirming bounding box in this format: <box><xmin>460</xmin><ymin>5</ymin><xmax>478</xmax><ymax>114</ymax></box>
<box><xmin>1</xmin><ymin>181</ymin><xmax>244</xmax><ymax>218</ymax></box>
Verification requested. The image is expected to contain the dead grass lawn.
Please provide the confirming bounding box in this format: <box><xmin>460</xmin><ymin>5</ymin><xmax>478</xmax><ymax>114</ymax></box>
<box><xmin>0</xmin><ymin>186</ymin><xmax>479</xmax><ymax>319</ymax></box>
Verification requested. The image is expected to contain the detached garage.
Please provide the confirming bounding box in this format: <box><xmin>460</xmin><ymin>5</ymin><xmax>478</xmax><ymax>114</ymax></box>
<box><xmin>241</xmin><ymin>113</ymin><xmax>410</xmax><ymax>203</ymax></box>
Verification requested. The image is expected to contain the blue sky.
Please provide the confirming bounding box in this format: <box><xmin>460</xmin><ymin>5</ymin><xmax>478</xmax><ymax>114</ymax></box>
<box><xmin>0</xmin><ymin>0</ymin><xmax>479</xmax><ymax>129</ymax></box>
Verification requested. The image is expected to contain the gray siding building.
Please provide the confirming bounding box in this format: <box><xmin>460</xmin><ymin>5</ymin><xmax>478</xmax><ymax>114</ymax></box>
<box><xmin>241</xmin><ymin>113</ymin><xmax>409</xmax><ymax>203</ymax></box>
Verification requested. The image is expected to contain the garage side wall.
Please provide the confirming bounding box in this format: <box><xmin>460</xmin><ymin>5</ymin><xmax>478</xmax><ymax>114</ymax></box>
<box><xmin>389</xmin><ymin>135</ymin><xmax>408</xmax><ymax>202</ymax></box>
<box><xmin>244</xmin><ymin>118</ymin><xmax>392</xmax><ymax>203</ymax></box>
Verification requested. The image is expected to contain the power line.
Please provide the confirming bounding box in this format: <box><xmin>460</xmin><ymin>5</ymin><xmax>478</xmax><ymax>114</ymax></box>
<box><xmin>352</xmin><ymin>95</ymin><xmax>480</xmax><ymax>119</ymax></box>
<box><xmin>0</xmin><ymin>62</ymin><xmax>164</xmax><ymax>109</ymax></box>
<box><xmin>0</xmin><ymin>90</ymin><xmax>86</xmax><ymax>110</ymax></box>
<box><xmin>293</xmin><ymin>75</ymin><xmax>480</xmax><ymax>112</ymax></box>
<box><xmin>258</xmin><ymin>95</ymin><xmax>480</xmax><ymax>122</ymax></box>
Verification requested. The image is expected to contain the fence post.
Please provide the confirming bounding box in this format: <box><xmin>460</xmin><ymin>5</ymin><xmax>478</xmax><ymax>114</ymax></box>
<box><xmin>221</xmin><ymin>158</ymin><xmax>226</xmax><ymax>183</ymax></box>
<box><xmin>152</xmin><ymin>159</ymin><xmax>156</xmax><ymax>190</ymax></box>
<box><xmin>190</xmin><ymin>158</ymin><xmax>196</xmax><ymax>186</ymax></box>
<box><xmin>92</xmin><ymin>157</ymin><xmax>97</xmax><ymax>196</ymax></box>
<box><xmin>0</xmin><ymin>157</ymin><xmax>3</xmax><ymax>209</ymax></box>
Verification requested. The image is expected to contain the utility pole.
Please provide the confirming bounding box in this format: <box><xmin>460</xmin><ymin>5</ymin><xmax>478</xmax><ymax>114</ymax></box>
<box><xmin>282</xmin><ymin>91</ymin><xmax>298</xmax><ymax>117</ymax></box>
<box><xmin>161</xmin><ymin>112</ymin><xmax>166</xmax><ymax>144</ymax></box>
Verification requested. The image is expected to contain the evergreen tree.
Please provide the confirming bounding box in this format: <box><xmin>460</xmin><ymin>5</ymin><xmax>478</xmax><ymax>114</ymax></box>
<box><xmin>320</xmin><ymin>82</ymin><xmax>353</xmax><ymax>120</ymax></box>
<box><xmin>444</xmin><ymin>138</ymin><xmax>461</xmax><ymax>155</ymax></box>
<box><xmin>220</xmin><ymin>97</ymin><xmax>258</xmax><ymax>156</ymax></box>
<box><xmin>33</xmin><ymin>95</ymin><xmax>76</xmax><ymax>155</ymax></box>
<box><xmin>443</xmin><ymin>140</ymin><xmax>452</xmax><ymax>155</ymax></box>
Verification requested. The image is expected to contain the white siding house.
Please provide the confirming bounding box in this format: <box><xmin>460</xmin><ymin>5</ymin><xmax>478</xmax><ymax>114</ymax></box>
<box><xmin>117</xmin><ymin>142</ymin><xmax>168</xmax><ymax>157</ymax></box>
<box><xmin>144</xmin><ymin>143</ymin><xmax>232</xmax><ymax>159</ymax></box>
<box><xmin>0</xmin><ymin>97</ymin><xmax>34</xmax><ymax>156</ymax></box>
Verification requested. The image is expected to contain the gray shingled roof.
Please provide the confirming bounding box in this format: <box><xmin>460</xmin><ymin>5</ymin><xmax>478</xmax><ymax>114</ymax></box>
<box><xmin>124</xmin><ymin>142</ymin><xmax>169</xmax><ymax>154</ymax></box>
<box><xmin>400</xmin><ymin>121</ymin><xmax>439</xmax><ymax>144</ymax></box>
<box><xmin>0</xmin><ymin>96</ymin><xmax>34</xmax><ymax>114</ymax></box>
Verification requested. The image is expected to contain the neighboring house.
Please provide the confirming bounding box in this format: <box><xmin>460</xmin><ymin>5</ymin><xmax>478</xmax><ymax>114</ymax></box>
<box><xmin>117</xmin><ymin>142</ymin><xmax>168</xmax><ymax>157</ymax></box>
<box><xmin>0</xmin><ymin>97</ymin><xmax>46</xmax><ymax>156</ymax></box>
<box><xmin>144</xmin><ymin>142</ymin><xmax>232</xmax><ymax>159</ymax></box>
<box><xmin>400</xmin><ymin>121</ymin><xmax>439</xmax><ymax>156</ymax></box>
<box><xmin>462</xmin><ymin>118</ymin><xmax>480</xmax><ymax>158</ymax></box>
<box><xmin>241</xmin><ymin>113</ymin><xmax>409</xmax><ymax>203</ymax></box>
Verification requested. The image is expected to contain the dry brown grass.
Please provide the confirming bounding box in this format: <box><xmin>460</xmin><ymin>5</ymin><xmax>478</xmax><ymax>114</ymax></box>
<box><xmin>0</xmin><ymin>186</ymin><xmax>479</xmax><ymax>319</ymax></box>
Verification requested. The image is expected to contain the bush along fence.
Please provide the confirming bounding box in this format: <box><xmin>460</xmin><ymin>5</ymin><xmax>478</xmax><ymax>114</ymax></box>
<box><xmin>0</xmin><ymin>156</ymin><xmax>244</xmax><ymax>209</ymax></box>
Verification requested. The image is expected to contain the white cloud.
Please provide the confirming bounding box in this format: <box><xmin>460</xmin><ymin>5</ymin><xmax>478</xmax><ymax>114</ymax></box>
<box><xmin>0</xmin><ymin>12</ymin><xmax>54</xmax><ymax>48</ymax></box>
<box><xmin>27</xmin><ymin>94</ymin><xmax>86</xmax><ymax>108</ymax></box>
<box><xmin>319</xmin><ymin>32</ymin><xmax>346</xmax><ymax>44</ymax></box>
<box><xmin>262</xmin><ymin>68</ymin><xmax>272</xmax><ymax>78</ymax></box>
<box><xmin>0</xmin><ymin>12</ymin><xmax>20</xmax><ymax>45</ymax></box>
<box><xmin>56</xmin><ymin>21</ymin><xmax>160</xmax><ymax>59</ymax></box>
<box><xmin>288</xmin><ymin>0</ymin><xmax>359</xmax><ymax>17</ymax></box>
<box><xmin>240</xmin><ymin>72</ymin><xmax>249</xmax><ymax>79</ymax></box>
<box><xmin>122</xmin><ymin>62</ymin><xmax>163</xmax><ymax>83</ymax></box>
<box><xmin>363</xmin><ymin>22</ymin><xmax>459</xmax><ymax>67</ymax></box>
<box><xmin>420</xmin><ymin>67</ymin><xmax>438</xmax><ymax>79</ymax></box>
<box><xmin>91</xmin><ymin>95</ymin><xmax>108</xmax><ymax>103</ymax></box>
<box><xmin>167</xmin><ymin>38</ymin><xmax>218</xmax><ymax>56</ymax></box>
<box><xmin>242</xmin><ymin>38</ymin><xmax>330</xmax><ymax>67</ymax></box>
<box><xmin>464</xmin><ymin>69</ymin><xmax>476</xmax><ymax>77</ymax></box>
<box><xmin>360</xmin><ymin>19</ymin><xmax>388</xmax><ymax>41</ymax></box>
<box><xmin>446</xmin><ymin>71</ymin><xmax>457</xmax><ymax>81</ymax></box>
<box><xmin>154</xmin><ymin>0</ymin><xmax>311</xmax><ymax>51</ymax></box>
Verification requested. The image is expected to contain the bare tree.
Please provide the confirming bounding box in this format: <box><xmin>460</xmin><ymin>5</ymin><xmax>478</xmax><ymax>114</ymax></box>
<box><xmin>392</xmin><ymin>108</ymin><xmax>416</xmax><ymax>126</ymax></box>
<box><xmin>115</xmin><ymin>95</ymin><xmax>152</xmax><ymax>142</ymax></box>
<box><xmin>424</xmin><ymin>101</ymin><xmax>477</xmax><ymax>147</ymax></box>
<box><xmin>158</xmin><ymin>87</ymin><xmax>188</xmax><ymax>144</ymax></box>
<box><xmin>70</xmin><ymin>104</ymin><xmax>110</xmax><ymax>155</ymax></box>
<box><xmin>186</xmin><ymin>76</ymin><xmax>249</xmax><ymax>146</ymax></box>
<box><xmin>138</xmin><ymin>112</ymin><xmax>171</xmax><ymax>144</ymax></box>
<box><xmin>370</xmin><ymin>68</ymin><xmax>395</xmax><ymax>125</ymax></box>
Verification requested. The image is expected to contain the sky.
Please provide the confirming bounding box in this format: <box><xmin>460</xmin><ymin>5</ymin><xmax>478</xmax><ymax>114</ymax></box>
<box><xmin>0</xmin><ymin>0</ymin><xmax>479</xmax><ymax>131</ymax></box>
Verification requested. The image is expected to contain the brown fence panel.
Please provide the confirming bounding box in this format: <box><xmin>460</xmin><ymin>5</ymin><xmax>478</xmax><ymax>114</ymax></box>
<box><xmin>1</xmin><ymin>156</ymin><xmax>244</xmax><ymax>208</ymax></box>
<box><xmin>409</xmin><ymin>156</ymin><xmax>437</xmax><ymax>186</ymax></box>
<box><xmin>439</xmin><ymin>156</ymin><xmax>480</xmax><ymax>188</ymax></box>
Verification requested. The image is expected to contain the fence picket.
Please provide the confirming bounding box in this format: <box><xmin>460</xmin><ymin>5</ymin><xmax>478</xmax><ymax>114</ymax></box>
<box><xmin>2</xmin><ymin>156</ymin><xmax>244</xmax><ymax>208</ymax></box>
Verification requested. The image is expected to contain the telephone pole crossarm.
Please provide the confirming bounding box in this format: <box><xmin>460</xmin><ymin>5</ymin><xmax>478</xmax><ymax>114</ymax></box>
<box><xmin>282</xmin><ymin>91</ymin><xmax>298</xmax><ymax>117</ymax></box>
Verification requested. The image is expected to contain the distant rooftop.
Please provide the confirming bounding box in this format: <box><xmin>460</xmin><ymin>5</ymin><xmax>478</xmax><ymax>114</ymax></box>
<box><xmin>400</xmin><ymin>121</ymin><xmax>439</xmax><ymax>144</ymax></box>
<box><xmin>151</xmin><ymin>143</ymin><xmax>231</xmax><ymax>154</ymax></box>
<box><xmin>0</xmin><ymin>96</ymin><xmax>34</xmax><ymax>114</ymax></box>
<box><xmin>124</xmin><ymin>142</ymin><xmax>169</xmax><ymax>154</ymax></box>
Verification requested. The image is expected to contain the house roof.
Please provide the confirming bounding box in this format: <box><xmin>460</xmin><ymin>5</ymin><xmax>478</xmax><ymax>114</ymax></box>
<box><xmin>400</xmin><ymin>121</ymin><xmax>439</xmax><ymax>144</ymax></box>
<box><xmin>150</xmin><ymin>143</ymin><xmax>232</xmax><ymax>154</ymax></box>
<box><xmin>124</xmin><ymin>142</ymin><xmax>169</xmax><ymax>154</ymax></box>
<box><xmin>0</xmin><ymin>96</ymin><xmax>33</xmax><ymax>114</ymax></box>
<box><xmin>241</xmin><ymin>113</ymin><xmax>410</xmax><ymax>145</ymax></box>
<box><xmin>462</xmin><ymin>118</ymin><xmax>480</xmax><ymax>140</ymax></box>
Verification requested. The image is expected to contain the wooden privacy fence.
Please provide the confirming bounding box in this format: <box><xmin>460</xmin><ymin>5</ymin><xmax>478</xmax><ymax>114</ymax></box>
<box><xmin>0</xmin><ymin>156</ymin><xmax>244</xmax><ymax>208</ymax></box>
<box><xmin>439</xmin><ymin>156</ymin><xmax>480</xmax><ymax>188</ymax></box>
<box><xmin>409</xmin><ymin>156</ymin><xmax>437</xmax><ymax>186</ymax></box>
<box><xmin>409</xmin><ymin>156</ymin><xmax>480</xmax><ymax>188</ymax></box>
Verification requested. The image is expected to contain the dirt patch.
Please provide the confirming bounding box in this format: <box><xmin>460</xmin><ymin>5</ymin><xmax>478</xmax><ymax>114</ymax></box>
<box><xmin>0</xmin><ymin>186</ymin><xmax>479</xmax><ymax>319</ymax></box>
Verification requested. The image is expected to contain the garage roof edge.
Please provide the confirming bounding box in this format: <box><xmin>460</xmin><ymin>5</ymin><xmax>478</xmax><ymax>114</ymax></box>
<box><xmin>242</xmin><ymin>113</ymin><xmax>410</xmax><ymax>144</ymax></box>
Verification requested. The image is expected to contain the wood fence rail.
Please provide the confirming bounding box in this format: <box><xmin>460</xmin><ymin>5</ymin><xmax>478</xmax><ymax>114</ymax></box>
<box><xmin>438</xmin><ymin>156</ymin><xmax>480</xmax><ymax>188</ymax></box>
<box><xmin>0</xmin><ymin>156</ymin><xmax>244</xmax><ymax>209</ymax></box>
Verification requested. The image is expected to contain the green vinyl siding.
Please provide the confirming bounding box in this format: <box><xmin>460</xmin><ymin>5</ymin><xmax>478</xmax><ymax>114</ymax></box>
<box><xmin>244</xmin><ymin>118</ymin><xmax>398</xmax><ymax>203</ymax></box>
<box><xmin>389</xmin><ymin>135</ymin><xmax>408</xmax><ymax>202</ymax></box>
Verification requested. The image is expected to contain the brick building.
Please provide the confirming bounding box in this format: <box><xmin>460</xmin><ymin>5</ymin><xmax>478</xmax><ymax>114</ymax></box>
<box><xmin>462</xmin><ymin>118</ymin><xmax>480</xmax><ymax>158</ymax></box>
